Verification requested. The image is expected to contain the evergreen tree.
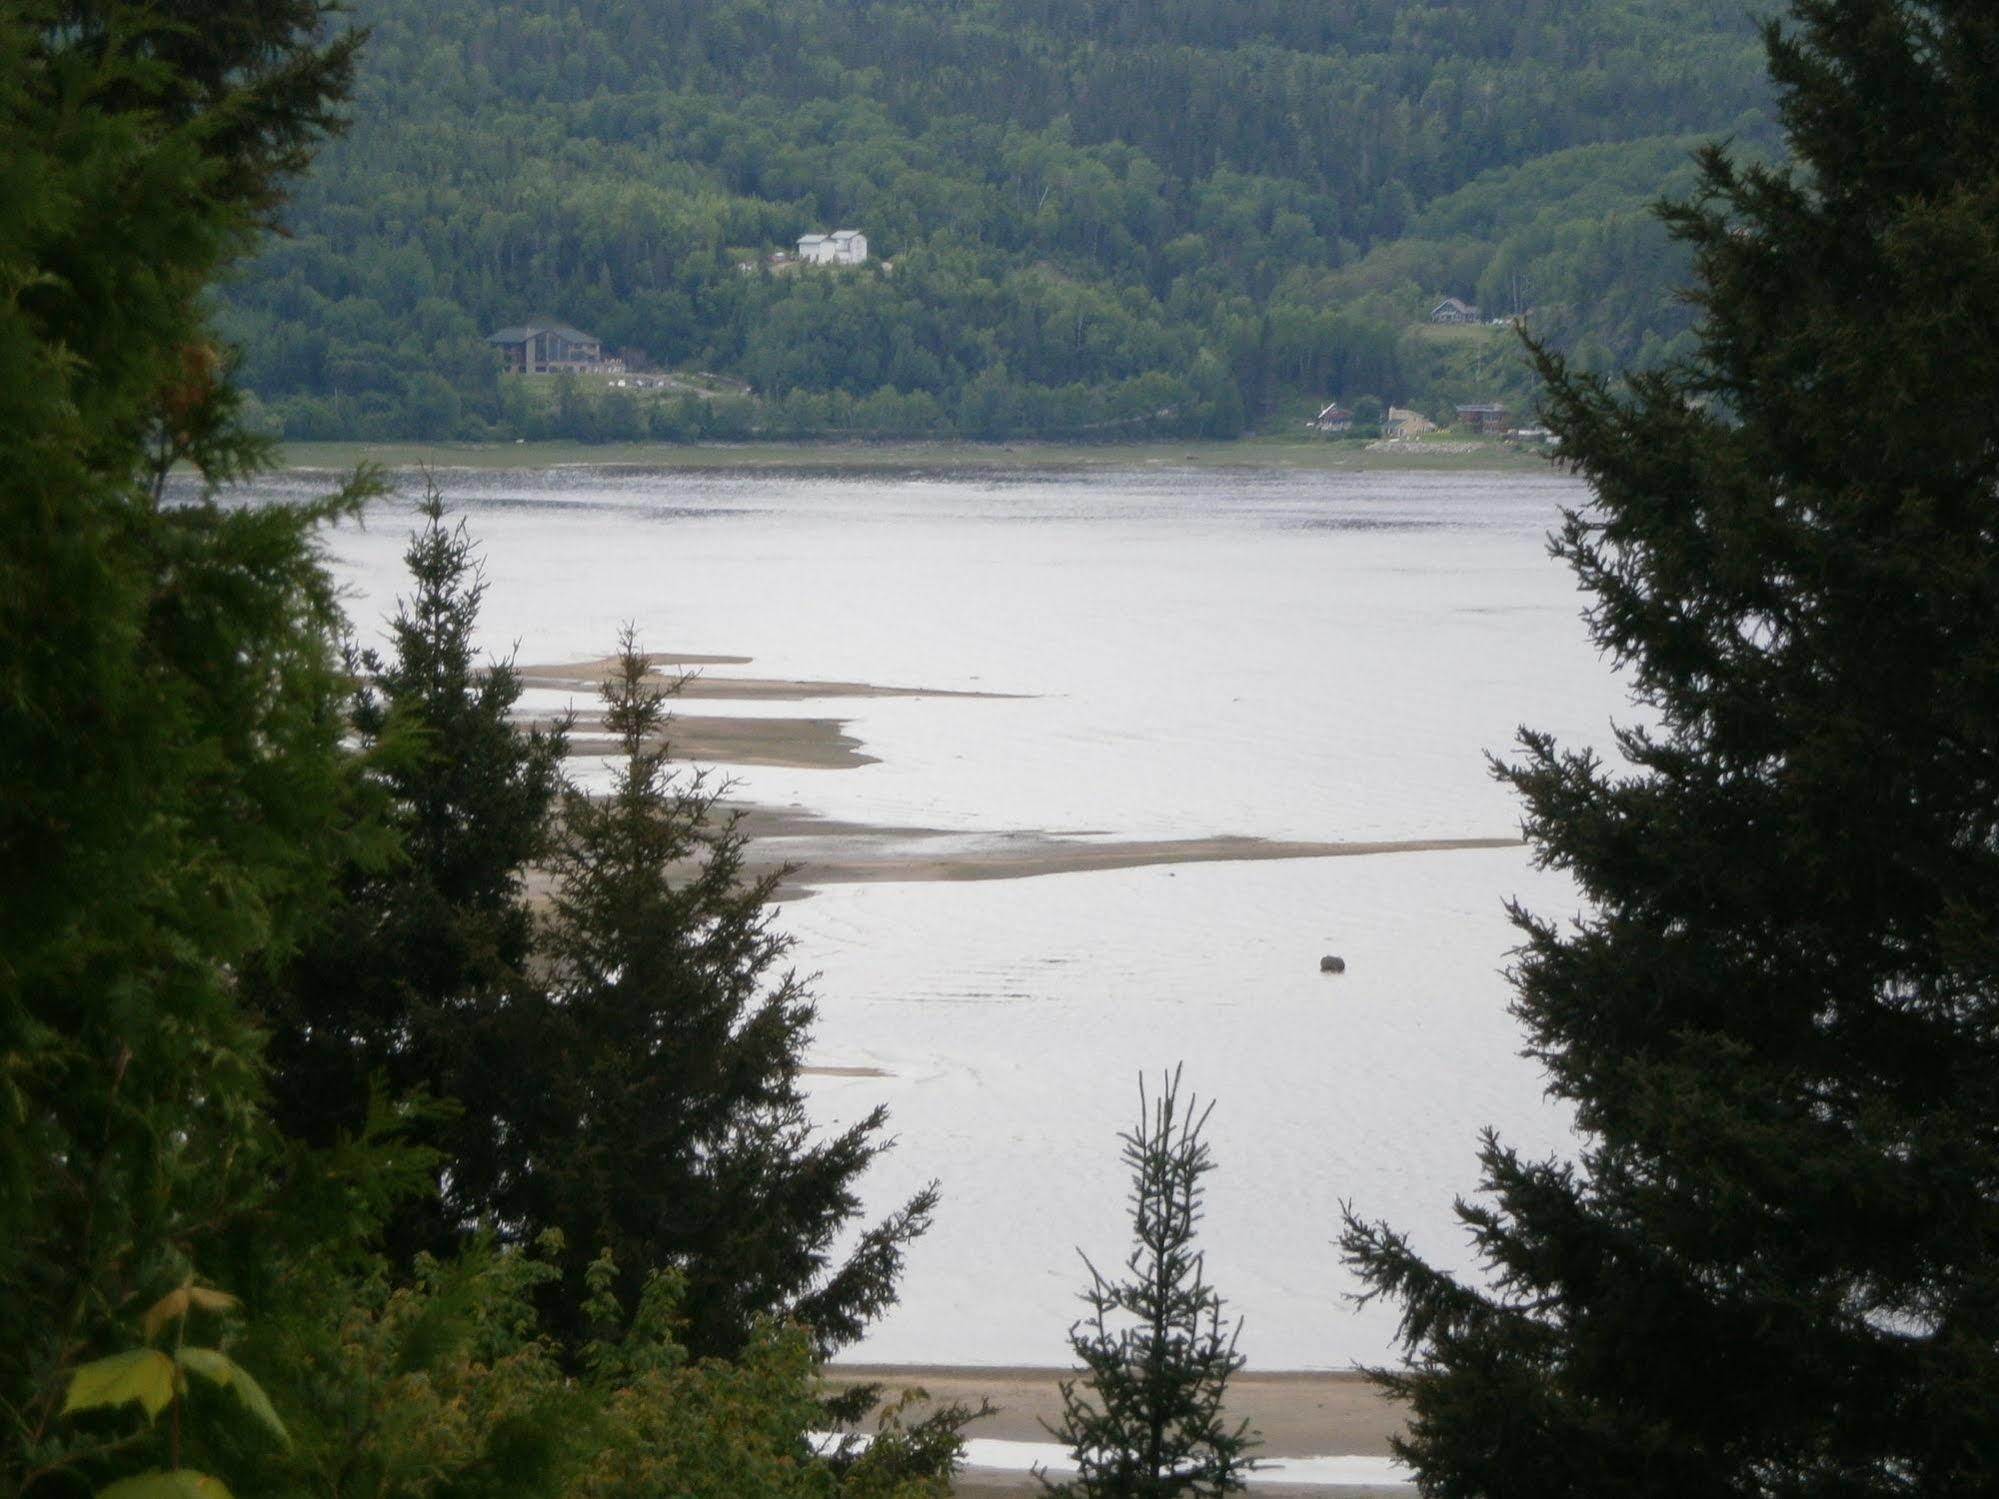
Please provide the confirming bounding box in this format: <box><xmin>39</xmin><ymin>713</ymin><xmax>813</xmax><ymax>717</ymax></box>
<box><xmin>1341</xmin><ymin>3</ymin><xmax>1999</xmax><ymax>1495</ymax></box>
<box><xmin>257</xmin><ymin>480</ymin><xmax>565</xmax><ymax>1257</ymax></box>
<box><xmin>0</xmin><ymin>4</ymin><xmax>380</xmax><ymax>1494</ymax></box>
<box><xmin>498</xmin><ymin>634</ymin><xmax>936</xmax><ymax>1360</ymax></box>
<box><xmin>1041</xmin><ymin>1069</ymin><xmax>1256</xmax><ymax>1498</ymax></box>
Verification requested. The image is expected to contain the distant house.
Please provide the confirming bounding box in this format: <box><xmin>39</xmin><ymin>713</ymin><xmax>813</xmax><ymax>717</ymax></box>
<box><xmin>1430</xmin><ymin>297</ymin><xmax>1481</xmax><ymax>324</ymax></box>
<box><xmin>1384</xmin><ymin>407</ymin><xmax>1437</xmax><ymax>439</ymax></box>
<box><xmin>1312</xmin><ymin>402</ymin><xmax>1353</xmax><ymax>433</ymax></box>
<box><xmin>488</xmin><ymin>319</ymin><xmax>607</xmax><ymax>374</ymax></box>
<box><xmin>1454</xmin><ymin>402</ymin><xmax>1510</xmax><ymax>435</ymax></box>
<box><xmin>798</xmin><ymin>229</ymin><xmax>868</xmax><ymax>265</ymax></box>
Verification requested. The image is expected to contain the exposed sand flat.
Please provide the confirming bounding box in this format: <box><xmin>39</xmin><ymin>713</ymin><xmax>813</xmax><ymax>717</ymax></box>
<box><xmin>530</xmin><ymin>649</ymin><xmax>1518</xmax><ymax>898</ymax></box>
<box><xmin>520</xmin><ymin>653</ymin><xmax>1015</xmax><ymax>771</ymax></box>
<box><xmin>521</xmin><ymin>650</ymin><xmax>754</xmax><ymax>669</ymax></box>
<box><xmin>756</xmin><ymin>831</ymin><xmax>1523</xmax><ymax>893</ymax></box>
<box><xmin>517</xmin><ymin>655</ymin><xmax>1020</xmax><ymax>701</ymax></box>
<box><xmin>954</xmin><ymin>1471</ymin><xmax>1408</xmax><ymax>1497</ymax></box>
<box><xmin>569</xmin><ymin>714</ymin><xmax>876</xmax><ymax>770</ymax></box>
<box><xmin>830</xmin><ymin>1365</ymin><xmax>1402</xmax><ymax>1453</ymax></box>
<box><xmin>737</xmin><ymin>807</ymin><xmax>944</xmax><ymax>840</ymax></box>
<box><xmin>523</xmin><ymin>797</ymin><xmax>1520</xmax><ymax>902</ymax></box>
<box><xmin>827</xmin><ymin>1366</ymin><xmax>1410</xmax><ymax>1494</ymax></box>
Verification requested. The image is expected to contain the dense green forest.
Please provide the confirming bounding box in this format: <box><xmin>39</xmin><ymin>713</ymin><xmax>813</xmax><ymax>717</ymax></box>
<box><xmin>221</xmin><ymin>0</ymin><xmax>1777</xmax><ymax>441</ymax></box>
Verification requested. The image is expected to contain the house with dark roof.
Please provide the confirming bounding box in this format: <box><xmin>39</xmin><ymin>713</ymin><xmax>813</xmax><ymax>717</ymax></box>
<box><xmin>487</xmin><ymin>320</ymin><xmax>606</xmax><ymax>374</ymax></box>
<box><xmin>1430</xmin><ymin>296</ymin><xmax>1481</xmax><ymax>324</ymax></box>
<box><xmin>1454</xmin><ymin>402</ymin><xmax>1511</xmax><ymax>435</ymax></box>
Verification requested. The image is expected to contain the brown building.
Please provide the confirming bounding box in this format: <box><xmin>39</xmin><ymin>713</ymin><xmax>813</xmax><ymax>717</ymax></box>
<box><xmin>488</xmin><ymin>319</ymin><xmax>604</xmax><ymax>374</ymax></box>
<box><xmin>1454</xmin><ymin>402</ymin><xmax>1510</xmax><ymax>435</ymax></box>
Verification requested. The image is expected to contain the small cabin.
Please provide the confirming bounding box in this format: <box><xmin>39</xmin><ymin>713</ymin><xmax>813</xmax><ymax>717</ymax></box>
<box><xmin>1312</xmin><ymin>403</ymin><xmax>1353</xmax><ymax>433</ymax></box>
<box><xmin>1430</xmin><ymin>297</ymin><xmax>1481</xmax><ymax>324</ymax></box>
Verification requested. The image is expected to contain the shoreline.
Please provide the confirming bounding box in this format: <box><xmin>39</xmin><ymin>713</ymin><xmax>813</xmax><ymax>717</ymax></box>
<box><xmin>828</xmin><ymin>1365</ymin><xmax>1411</xmax><ymax>1495</ymax></box>
<box><xmin>280</xmin><ymin>434</ymin><xmax>1551</xmax><ymax>476</ymax></box>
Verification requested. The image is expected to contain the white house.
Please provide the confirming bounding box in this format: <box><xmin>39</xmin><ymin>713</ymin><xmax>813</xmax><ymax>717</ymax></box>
<box><xmin>798</xmin><ymin>229</ymin><xmax>868</xmax><ymax>265</ymax></box>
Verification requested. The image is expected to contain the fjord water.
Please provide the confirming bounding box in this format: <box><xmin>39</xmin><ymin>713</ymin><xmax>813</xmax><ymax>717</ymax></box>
<box><xmin>272</xmin><ymin>460</ymin><xmax>1629</xmax><ymax>1368</ymax></box>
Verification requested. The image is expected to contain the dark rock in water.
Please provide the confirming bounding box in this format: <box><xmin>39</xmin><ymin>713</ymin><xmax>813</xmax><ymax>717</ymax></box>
<box><xmin>1319</xmin><ymin>955</ymin><xmax>1346</xmax><ymax>974</ymax></box>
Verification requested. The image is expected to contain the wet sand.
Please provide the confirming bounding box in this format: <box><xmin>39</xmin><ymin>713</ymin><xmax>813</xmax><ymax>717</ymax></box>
<box><xmin>827</xmin><ymin>1366</ymin><xmax>1411</xmax><ymax>1495</ymax></box>
<box><xmin>758</xmin><ymin>827</ymin><xmax>1520</xmax><ymax>894</ymax></box>
<box><xmin>522</xmin><ymin>654</ymin><xmax>1522</xmax><ymax>894</ymax></box>
<box><xmin>568</xmin><ymin>716</ymin><xmax>878</xmax><ymax>769</ymax></box>
<box><xmin>523</xmin><ymin>653</ymin><xmax>1017</xmax><ymax>772</ymax></box>
<box><xmin>517</xmin><ymin>654</ymin><xmax>1020</xmax><ymax>702</ymax></box>
<box><xmin>524</xmin><ymin>808</ymin><xmax>1520</xmax><ymax>907</ymax></box>
<box><xmin>730</xmin><ymin>805</ymin><xmax>1517</xmax><ymax>894</ymax></box>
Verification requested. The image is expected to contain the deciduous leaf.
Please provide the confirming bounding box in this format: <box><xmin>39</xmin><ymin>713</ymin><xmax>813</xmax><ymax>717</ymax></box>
<box><xmin>99</xmin><ymin>1469</ymin><xmax>235</xmax><ymax>1499</ymax></box>
<box><xmin>62</xmin><ymin>1350</ymin><xmax>177</xmax><ymax>1422</ymax></box>
<box><xmin>175</xmin><ymin>1348</ymin><xmax>290</xmax><ymax>1446</ymax></box>
<box><xmin>142</xmin><ymin>1289</ymin><xmax>189</xmax><ymax>1342</ymax></box>
<box><xmin>145</xmin><ymin>1284</ymin><xmax>243</xmax><ymax>1340</ymax></box>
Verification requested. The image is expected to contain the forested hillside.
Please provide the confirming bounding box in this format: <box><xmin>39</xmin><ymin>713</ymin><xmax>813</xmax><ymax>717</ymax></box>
<box><xmin>223</xmin><ymin>0</ymin><xmax>1776</xmax><ymax>441</ymax></box>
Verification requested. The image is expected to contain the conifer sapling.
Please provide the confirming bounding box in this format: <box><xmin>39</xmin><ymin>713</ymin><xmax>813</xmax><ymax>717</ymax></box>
<box><xmin>1041</xmin><ymin>1067</ymin><xmax>1256</xmax><ymax>1498</ymax></box>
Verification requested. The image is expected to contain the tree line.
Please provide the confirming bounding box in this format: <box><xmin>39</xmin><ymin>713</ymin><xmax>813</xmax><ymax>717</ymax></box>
<box><xmin>216</xmin><ymin>0</ymin><xmax>1774</xmax><ymax>442</ymax></box>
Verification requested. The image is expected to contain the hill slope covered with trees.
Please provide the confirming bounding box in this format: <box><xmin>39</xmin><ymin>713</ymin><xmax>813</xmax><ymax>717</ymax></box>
<box><xmin>223</xmin><ymin>0</ymin><xmax>1777</xmax><ymax>441</ymax></box>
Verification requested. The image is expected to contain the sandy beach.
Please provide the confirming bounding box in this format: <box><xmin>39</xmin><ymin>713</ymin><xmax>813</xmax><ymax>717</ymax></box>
<box><xmin>828</xmin><ymin>1366</ymin><xmax>1410</xmax><ymax>1495</ymax></box>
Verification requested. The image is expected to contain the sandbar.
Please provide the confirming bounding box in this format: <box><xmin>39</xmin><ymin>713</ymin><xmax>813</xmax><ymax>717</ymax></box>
<box><xmin>568</xmin><ymin>717</ymin><xmax>876</xmax><ymax>770</ymax></box>
<box><xmin>517</xmin><ymin>655</ymin><xmax>1019</xmax><ymax>701</ymax></box>
<box><xmin>522</xmin><ymin>653</ymin><xmax>1016</xmax><ymax>771</ymax></box>
<box><xmin>523</xmin><ymin>651</ymin><xmax>1521</xmax><ymax>897</ymax></box>
<box><xmin>750</xmin><ymin>827</ymin><xmax>1521</xmax><ymax>895</ymax></box>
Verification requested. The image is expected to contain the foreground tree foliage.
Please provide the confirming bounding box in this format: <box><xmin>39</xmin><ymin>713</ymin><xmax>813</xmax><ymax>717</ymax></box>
<box><xmin>210</xmin><ymin>1237</ymin><xmax>962</xmax><ymax>1499</ymax></box>
<box><xmin>1043</xmin><ymin>1070</ymin><xmax>1255</xmax><ymax>1498</ymax></box>
<box><xmin>500</xmin><ymin>638</ymin><xmax>938</xmax><ymax>1362</ymax></box>
<box><xmin>2</xmin><ymin>4</ymin><xmax>959</xmax><ymax>1494</ymax></box>
<box><xmin>0</xmin><ymin>3</ymin><xmax>382</xmax><ymax>1495</ymax></box>
<box><xmin>1342</xmin><ymin>2</ymin><xmax>1999</xmax><ymax>1495</ymax></box>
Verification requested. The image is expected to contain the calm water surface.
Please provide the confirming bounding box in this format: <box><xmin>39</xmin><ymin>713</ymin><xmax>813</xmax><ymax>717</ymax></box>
<box><xmin>244</xmin><ymin>462</ymin><xmax>1630</xmax><ymax>1368</ymax></box>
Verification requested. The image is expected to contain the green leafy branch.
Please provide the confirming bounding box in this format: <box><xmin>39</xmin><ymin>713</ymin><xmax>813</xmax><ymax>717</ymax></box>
<box><xmin>60</xmin><ymin>1280</ymin><xmax>289</xmax><ymax>1499</ymax></box>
